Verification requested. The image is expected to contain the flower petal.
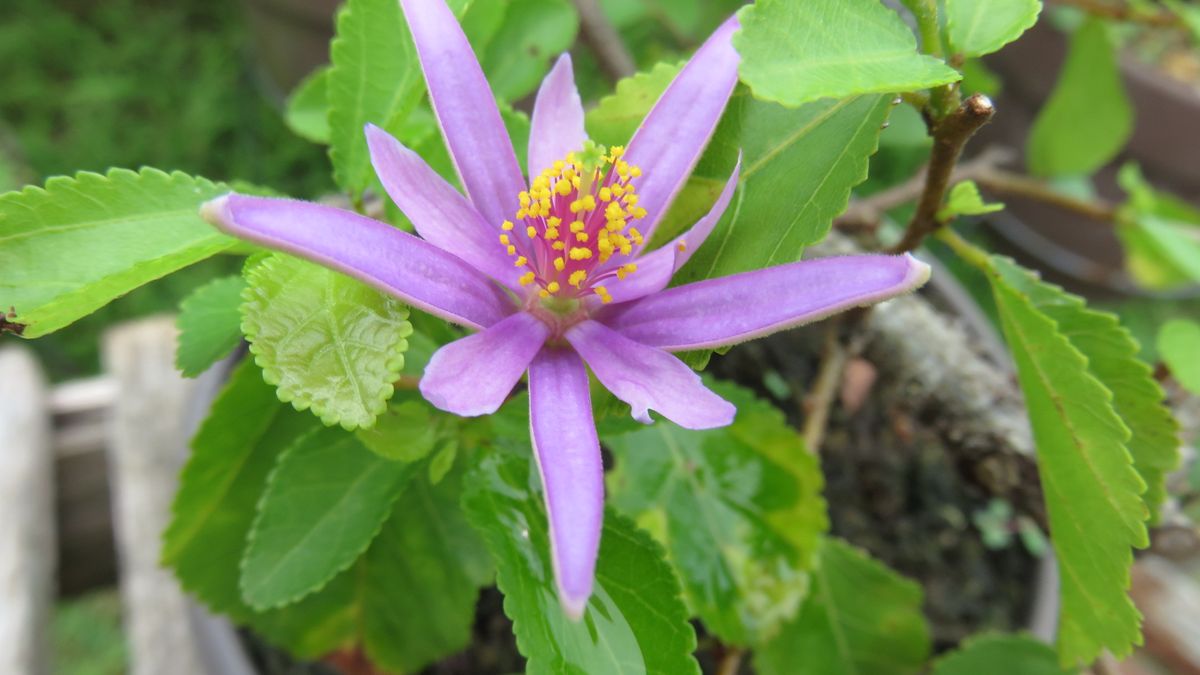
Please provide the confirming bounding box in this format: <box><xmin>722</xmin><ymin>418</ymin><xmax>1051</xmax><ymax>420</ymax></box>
<box><xmin>528</xmin><ymin>346</ymin><xmax>604</xmax><ymax>620</ymax></box>
<box><xmin>201</xmin><ymin>194</ymin><xmax>514</xmax><ymax>330</ymax></box>
<box><xmin>420</xmin><ymin>311</ymin><xmax>548</xmax><ymax>416</ymax></box>
<box><xmin>529</xmin><ymin>54</ymin><xmax>586</xmax><ymax>181</ymax></box>
<box><xmin>399</xmin><ymin>0</ymin><xmax>525</xmax><ymax>228</ymax></box>
<box><xmin>365</xmin><ymin>124</ymin><xmax>520</xmax><ymax>289</ymax></box>
<box><xmin>566</xmin><ymin>320</ymin><xmax>734</xmax><ymax>429</ymax></box>
<box><xmin>623</xmin><ymin>16</ymin><xmax>740</xmax><ymax>247</ymax></box>
<box><xmin>602</xmin><ymin>254</ymin><xmax>932</xmax><ymax>351</ymax></box>
<box><xmin>601</xmin><ymin>156</ymin><xmax>742</xmax><ymax>306</ymax></box>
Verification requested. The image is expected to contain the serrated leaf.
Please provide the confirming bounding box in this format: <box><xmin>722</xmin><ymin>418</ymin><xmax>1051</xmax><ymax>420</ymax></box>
<box><xmin>944</xmin><ymin>0</ymin><xmax>1042</xmax><ymax>58</ymax></box>
<box><xmin>327</xmin><ymin>0</ymin><xmax>469</xmax><ymax>195</ymax></box>
<box><xmin>241</xmin><ymin>425</ymin><xmax>416</xmax><ymax>609</ymax></box>
<box><xmin>285</xmin><ymin>67</ymin><xmax>331</xmax><ymax>145</ymax></box>
<box><xmin>241</xmin><ymin>253</ymin><xmax>412</xmax><ymax>430</ymax></box>
<box><xmin>735</xmin><ymin>0</ymin><xmax>960</xmax><ymax>107</ymax></box>
<box><xmin>0</xmin><ymin>168</ymin><xmax>233</xmax><ymax>337</ymax></box>
<box><xmin>1159</xmin><ymin>319</ymin><xmax>1200</xmax><ymax>395</ymax></box>
<box><xmin>473</xmin><ymin>0</ymin><xmax>579</xmax><ymax>101</ymax></box>
<box><xmin>932</xmin><ymin>633</ymin><xmax>1076</xmax><ymax>675</ymax></box>
<box><xmin>755</xmin><ymin>539</ymin><xmax>931</xmax><ymax>675</ymax></box>
<box><xmin>175</xmin><ymin>275</ymin><xmax>246</xmax><ymax>377</ymax></box>
<box><xmin>463</xmin><ymin>444</ymin><xmax>701</xmax><ymax>675</ymax></box>
<box><xmin>992</xmin><ymin>256</ymin><xmax>1178</xmax><ymax>521</ymax></box>
<box><xmin>984</xmin><ymin>255</ymin><xmax>1149</xmax><ymax>665</ymax></box>
<box><xmin>360</xmin><ymin>461</ymin><xmax>493</xmax><ymax>672</ymax></box>
<box><xmin>355</xmin><ymin>391</ymin><xmax>443</xmax><ymax>462</ymax></box>
<box><xmin>604</xmin><ymin>380</ymin><xmax>827</xmax><ymax>645</ymax></box>
<box><xmin>585</xmin><ymin>61</ymin><xmax>683</xmax><ymax>147</ymax></box>
<box><xmin>675</xmin><ymin>89</ymin><xmax>893</xmax><ymax>283</ymax></box>
<box><xmin>1027</xmin><ymin>19</ymin><xmax>1132</xmax><ymax>177</ymax></box>
<box><xmin>937</xmin><ymin>180</ymin><xmax>1005</xmax><ymax>222</ymax></box>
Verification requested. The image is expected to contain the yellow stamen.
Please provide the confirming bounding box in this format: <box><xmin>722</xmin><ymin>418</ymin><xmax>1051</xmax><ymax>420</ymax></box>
<box><xmin>506</xmin><ymin>245</ymin><xmax>517</xmax><ymax>255</ymax></box>
<box><xmin>526</xmin><ymin>225</ymin><xmax>538</xmax><ymax>238</ymax></box>
<box><xmin>554</xmin><ymin>257</ymin><xmax>566</xmax><ymax>271</ymax></box>
<box><xmin>569</xmin><ymin>247</ymin><xmax>593</xmax><ymax>260</ymax></box>
<box><xmin>514</xmin><ymin>256</ymin><xmax>527</xmax><ymax>267</ymax></box>
<box><xmin>552</xmin><ymin>241</ymin><xmax>566</xmax><ymax>250</ymax></box>
<box><xmin>568</xmin><ymin>270</ymin><xmax>587</xmax><ymax>287</ymax></box>
<box><xmin>499</xmin><ymin>234</ymin><xmax>510</xmax><ymax>245</ymax></box>
<box><xmin>501</xmin><ymin>220</ymin><xmax>514</xmax><ymax>231</ymax></box>
<box><xmin>546</xmin><ymin>281</ymin><xmax>561</xmax><ymax>294</ymax></box>
<box><xmin>519</xmin><ymin>271</ymin><xmax>536</xmax><ymax>286</ymax></box>
<box><xmin>575</xmin><ymin>232</ymin><xmax>589</xmax><ymax>243</ymax></box>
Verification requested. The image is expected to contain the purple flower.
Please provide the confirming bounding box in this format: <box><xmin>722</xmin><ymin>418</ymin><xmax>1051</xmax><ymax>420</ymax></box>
<box><xmin>202</xmin><ymin>0</ymin><xmax>930</xmax><ymax>619</ymax></box>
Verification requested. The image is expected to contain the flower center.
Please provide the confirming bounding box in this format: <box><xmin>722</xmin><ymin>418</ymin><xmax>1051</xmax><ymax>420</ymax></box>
<box><xmin>498</xmin><ymin>142</ymin><xmax>647</xmax><ymax>305</ymax></box>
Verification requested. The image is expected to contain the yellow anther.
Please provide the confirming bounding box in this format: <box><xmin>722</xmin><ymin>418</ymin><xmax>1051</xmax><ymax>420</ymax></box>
<box><xmin>616</xmin><ymin>263</ymin><xmax>638</xmax><ymax>280</ymax></box>
<box><xmin>553</xmin><ymin>241</ymin><xmax>566</xmax><ymax>250</ymax></box>
<box><xmin>611</xmin><ymin>184</ymin><xmax>625</xmax><ymax>197</ymax></box>
<box><xmin>576</xmin><ymin>232</ymin><xmax>589</xmax><ymax>243</ymax></box>
<box><xmin>569</xmin><ymin>220</ymin><xmax>586</xmax><ymax>233</ymax></box>
<box><xmin>507</xmin><ymin>245</ymin><xmax>517</xmax><ymax>255</ymax></box>
<box><xmin>620</xmin><ymin>244</ymin><xmax>632</xmax><ymax>256</ymax></box>
<box><xmin>555</xmin><ymin>179</ymin><xmax>572</xmax><ymax>196</ymax></box>
<box><xmin>569</xmin><ymin>200</ymin><xmax>582</xmax><ymax>213</ymax></box>
<box><xmin>554</xmin><ymin>257</ymin><xmax>566</xmax><ymax>272</ymax></box>
<box><xmin>624</xmin><ymin>194</ymin><xmax>639</xmax><ymax>206</ymax></box>
<box><xmin>631</xmin><ymin>206</ymin><xmax>648</xmax><ymax>219</ymax></box>
<box><xmin>539</xmin><ymin>198</ymin><xmax>551</xmax><ymax>212</ymax></box>
<box><xmin>568</xmin><ymin>270</ymin><xmax>587</xmax><ymax>287</ymax></box>
<box><xmin>545</xmin><ymin>227</ymin><xmax>560</xmax><ymax>240</ymax></box>
<box><xmin>546</xmin><ymin>281</ymin><xmax>561</xmax><ymax>294</ymax></box>
<box><xmin>581</xmin><ymin>195</ymin><xmax>597</xmax><ymax>211</ymax></box>
<box><xmin>629</xmin><ymin>227</ymin><xmax>644</xmax><ymax>245</ymax></box>
<box><xmin>553</xmin><ymin>160</ymin><xmax>565</xmax><ymax>171</ymax></box>
<box><xmin>617</xmin><ymin>161</ymin><xmax>630</xmax><ymax>177</ymax></box>
<box><xmin>516</xmin><ymin>208</ymin><xmax>528</xmax><ymax>219</ymax></box>
<box><xmin>599</xmin><ymin>187</ymin><xmax>612</xmax><ymax>202</ymax></box>
<box><xmin>609</xmin><ymin>146</ymin><xmax>624</xmax><ymax>159</ymax></box>
<box><xmin>539</xmin><ymin>289</ymin><xmax>550</xmax><ymax>298</ymax></box>
<box><xmin>501</xmin><ymin>220</ymin><xmax>514</xmax><ymax>231</ymax></box>
<box><xmin>605</xmin><ymin>202</ymin><xmax>625</xmax><ymax>220</ymax></box>
<box><xmin>519</xmin><ymin>271</ymin><xmax>536</xmax><ymax>286</ymax></box>
<box><xmin>499</xmin><ymin>234</ymin><xmax>510</xmax><ymax>245</ymax></box>
<box><xmin>514</xmin><ymin>256</ymin><xmax>528</xmax><ymax>267</ymax></box>
<box><xmin>630</xmin><ymin>166</ymin><xmax>642</xmax><ymax>177</ymax></box>
<box><xmin>526</xmin><ymin>225</ymin><xmax>538</xmax><ymax>238</ymax></box>
<box><xmin>594</xmin><ymin>286</ymin><xmax>612</xmax><ymax>303</ymax></box>
<box><xmin>569</xmin><ymin>247</ymin><xmax>594</xmax><ymax>260</ymax></box>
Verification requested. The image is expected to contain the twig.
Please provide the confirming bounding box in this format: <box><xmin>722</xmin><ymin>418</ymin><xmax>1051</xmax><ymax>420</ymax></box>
<box><xmin>714</xmin><ymin>645</ymin><xmax>744</xmax><ymax>675</ymax></box>
<box><xmin>802</xmin><ymin>320</ymin><xmax>849</xmax><ymax>451</ymax></box>
<box><xmin>972</xmin><ymin>169</ymin><xmax>1119</xmax><ymax>223</ymax></box>
<box><xmin>1054</xmin><ymin>0</ymin><xmax>1182</xmax><ymax>28</ymax></box>
<box><xmin>890</xmin><ymin>94</ymin><xmax>996</xmax><ymax>253</ymax></box>
<box><xmin>572</xmin><ymin>0</ymin><xmax>636</xmax><ymax>81</ymax></box>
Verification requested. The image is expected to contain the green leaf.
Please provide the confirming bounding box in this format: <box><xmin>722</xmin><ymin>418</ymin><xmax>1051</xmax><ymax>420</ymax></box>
<box><xmin>1027</xmin><ymin>19</ymin><xmax>1133</xmax><ymax>176</ymax></box>
<box><xmin>472</xmin><ymin>0</ymin><xmax>579</xmax><ymax>101</ymax></box>
<box><xmin>937</xmin><ymin>180</ymin><xmax>1005</xmax><ymax>222</ymax></box>
<box><xmin>585</xmin><ymin>61</ymin><xmax>683</xmax><ymax>147</ymax></box>
<box><xmin>735</xmin><ymin>0</ymin><xmax>960</xmax><ymax>107</ymax></box>
<box><xmin>361</xmin><ymin>462</ymin><xmax>492</xmax><ymax>671</ymax></box>
<box><xmin>676</xmin><ymin>90</ymin><xmax>893</xmax><ymax>283</ymax></box>
<box><xmin>984</xmin><ymin>255</ymin><xmax>1149</xmax><ymax>665</ymax></box>
<box><xmin>944</xmin><ymin>0</ymin><xmax>1042</xmax><ymax>58</ymax></box>
<box><xmin>163</xmin><ymin>359</ymin><xmax>319</xmax><ymax>616</ymax></box>
<box><xmin>462</xmin><ymin>445</ymin><xmax>701</xmax><ymax>675</ymax></box>
<box><xmin>1116</xmin><ymin>163</ymin><xmax>1200</xmax><ymax>289</ymax></box>
<box><xmin>241</xmin><ymin>254</ymin><xmax>413</xmax><ymax>430</ymax></box>
<box><xmin>240</xmin><ymin>426</ymin><xmax>415</xmax><ymax>609</ymax></box>
<box><xmin>355</xmin><ymin>391</ymin><xmax>443</xmax><ymax>462</ymax></box>
<box><xmin>1159</xmin><ymin>319</ymin><xmax>1200</xmax><ymax>395</ymax></box>
<box><xmin>992</xmin><ymin>256</ymin><xmax>1178</xmax><ymax>521</ymax></box>
<box><xmin>326</xmin><ymin>0</ymin><xmax>469</xmax><ymax>195</ymax></box>
<box><xmin>0</xmin><ymin>168</ymin><xmax>233</xmax><ymax>337</ymax></box>
<box><xmin>175</xmin><ymin>275</ymin><xmax>246</xmax><ymax>377</ymax></box>
<box><xmin>604</xmin><ymin>380</ymin><xmax>827</xmax><ymax>645</ymax></box>
<box><xmin>755</xmin><ymin>539</ymin><xmax>931</xmax><ymax>675</ymax></box>
<box><xmin>932</xmin><ymin>633</ymin><xmax>1077</xmax><ymax>675</ymax></box>
<box><xmin>284</xmin><ymin>67</ymin><xmax>331</xmax><ymax>145</ymax></box>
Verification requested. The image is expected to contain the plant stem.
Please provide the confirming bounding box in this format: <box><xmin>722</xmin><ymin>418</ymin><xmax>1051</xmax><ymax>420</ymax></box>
<box><xmin>972</xmin><ymin>169</ymin><xmax>1119</xmax><ymax>223</ymax></box>
<box><xmin>1054</xmin><ymin>0</ymin><xmax>1182</xmax><ymax>28</ymax></box>
<box><xmin>889</xmin><ymin>94</ymin><xmax>995</xmax><ymax>253</ymax></box>
<box><xmin>715</xmin><ymin>645</ymin><xmax>745</xmax><ymax>675</ymax></box>
<box><xmin>572</xmin><ymin>0</ymin><xmax>636</xmax><ymax>81</ymax></box>
<box><xmin>802</xmin><ymin>319</ymin><xmax>849</xmax><ymax>451</ymax></box>
<box><xmin>935</xmin><ymin>227</ymin><xmax>994</xmax><ymax>271</ymax></box>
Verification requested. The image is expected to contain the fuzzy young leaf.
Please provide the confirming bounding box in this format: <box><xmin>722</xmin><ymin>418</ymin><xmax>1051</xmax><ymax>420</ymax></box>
<box><xmin>604</xmin><ymin>380</ymin><xmax>827</xmax><ymax>645</ymax></box>
<box><xmin>585</xmin><ymin>61</ymin><xmax>683</xmax><ymax>147</ymax></box>
<box><xmin>326</xmin><ymin>0</ymin><xmax>469</xmax><ymax>195</ymax></box>
<box><xmin>755</xmin><ymin>539</ymin><xmax>931</xmax><ymax>675</ymax></box>
<box><xmin>1158</xmin><ymin>319</ymin><xmax>1200</xmax><ymax>395</ymax></box>
<box><xmin>735</xmin><ymin>0</ymin><xmax>959</xmax><ymax>107</ymax></box>
<box><xmin>470</xmin><ymin>0</ymin><xmax>580</xmax><ymax>102</ymax></box>
<box><xmin>944</xmin><ymin>0</ymin><xmax>1042</xmax><ymax>58</ymax></box>
<box><xmin>240</xmin><ymin>426</ymin><xmax>416</xmax><ymax>609</ymax></box>
<box><xmin>932</xmin><ymin>633</ymin><xmax>1076</xmax><ymax>675</ymax></box>
<box><xmin>176</xmin><ymin>275</ymin><xmax>246</xmax><ymax>377</ymax></box>
<box><xmin>992</xmin><ymin>256</ymin><xmax>1178</xmax><ymax>521</ymax></box>
<box><xmin>241</xmin><ymin>254</ymin><xmax>412</xmax><ymax>430</ymax></box>
<box><xmin>676</xmin><ymin>90</ymin><xmax>893</xmax><ymax>283</ymax></box>
<box><xmin>1027</xmin><ymin>19</ymin><xmax>1132</xmax><ymax>177</ymax></box>
<box><xmin>463</xmin><ymin>444</ymin><xmax>700</xmax><ymax>675</ymax></box>
<box><xmin>285</xmin><ymin>67</ymin><xmax>331</xmax><ymax>145</ymax></box>
<box><xmin>937</xmin><ymin>180</ymin><xmax>1005</xmax><ymax>222</ymax></box>
<box><xmin>0</xmin><ymin>168</ymin><xmax>233</xmax><ymax>337</ymax></box>
<box><xmin>985</xmin><ymin>255</ymin><xmax>1151</xmax><ymax>664</ymax></box>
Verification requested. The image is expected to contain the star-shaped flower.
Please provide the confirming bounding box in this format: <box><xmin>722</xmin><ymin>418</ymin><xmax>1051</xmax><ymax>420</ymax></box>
<box><xmin>202</xmin><ymin>0</ymin><xmax>930</xmax><ymax>619</ymax></box>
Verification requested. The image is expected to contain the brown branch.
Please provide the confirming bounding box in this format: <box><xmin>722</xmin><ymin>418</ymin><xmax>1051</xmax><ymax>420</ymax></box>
<box><xmin>890</xmin><ymin>94</ymin><xmax>996</xmax><ymax>253</ymax></box>
<box><xmin>572</xmin><ymin>0</ymin><xmax>636</xmax><ymax>81</ymax></box>
<box><xmin>972</xmin><ymin>169</ymin><xmax>1119</xmax><ymax>222</ymax></box>
<box><xmin>802</xmin><ymin>320</ymin><xmax>849</xmax><ymax>451</ymax></box>
<box><xmin>714</xmin><ymin>645</ymin><xmax>745</xmax><ymax>675</ymax></box>
<box><xmin>1053</xmin><ymin>0</ymin><xmax>1182</xmax><ymax>28</ymax></box>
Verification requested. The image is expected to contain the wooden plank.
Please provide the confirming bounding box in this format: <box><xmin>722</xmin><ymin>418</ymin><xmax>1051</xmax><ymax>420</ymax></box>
<box><xmin>0</xmin><ymin>345</ymin><xmax>56</xmax><ymax>675</ymax></box>
<box><xmin>102</xmin><ymin>317</ymin><xmax>208</xmax><ymax>675</ymax></box>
